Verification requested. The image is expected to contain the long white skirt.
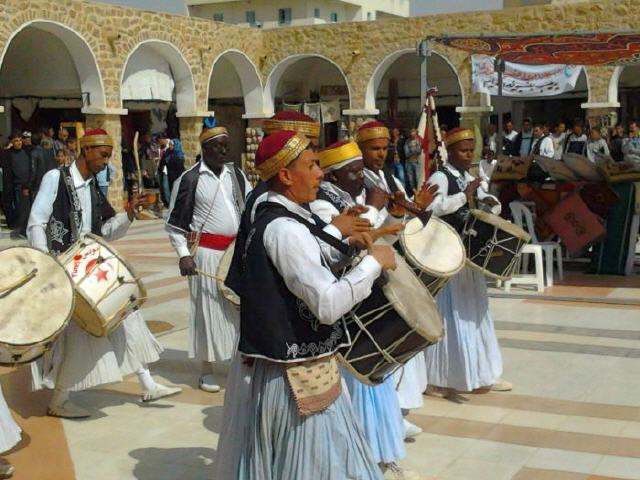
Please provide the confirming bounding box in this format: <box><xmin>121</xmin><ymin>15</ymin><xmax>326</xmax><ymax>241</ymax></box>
<box><xmin>392</xmin><ymin>351</ymin><xmax>428</xmax><ymax>410</ymax></box>
<box><xmin>215</xmin><ymin>355</ymin><xmax>382</xmax><ymax>480</ymax></box>
<box><xmin>31</xmin><ymin>310</ymin><xmax>163</xmax><ymax>392</ymax></box>
<box><xmin>0</xmin><ymin>385</ymin><xmax>21</xmax><ymax>453</ymax></box>
<box><xmin>424</xmin><ymin>267</ymin><xmax>503</xmax><ymax>392</ymax></box>
<box><xmin>188</xmin><ymin>246</ymin><xmax>239</xmax><ymax>362</ymax></box>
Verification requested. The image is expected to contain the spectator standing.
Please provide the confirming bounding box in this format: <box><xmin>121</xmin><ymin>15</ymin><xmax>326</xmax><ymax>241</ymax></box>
<box><xmin>484</xmin><ymin>123</ymin><xmax>497</xmax><ymax>154</ymax></box>
<box><xmin>95</xmin><ymin>161</ymin><xmax>116</xmax><ymax>198</ymax></box>
<box><xmin>564</xmin><ymin>119</ymin><xmax>588</xmax><ymax>156</ymax></box>
<box><xmin>515</xmin><ymin>118</ymin><xmax>534</xmax><ymax>157</ymax></box>
<box><xmin>403</xmin><ymin>128</ymin><xmax>422</xmax><ymax>191</ymax></box>
<box><xmin>531</xmin><ymin>123</ymin><xmax>555</xmax><ymax>158</ymax></box>
<box><xmin>551</xmin><ymin>122</ymin><xmax>567</xmax><ymax>159</ymax></box>
<box><xmin>622</xmin><ymin>121</ymin><xmax>640</xmax><ymax>164</ymax></box>
<box><xmin>4</xmin><ymin>132</ymin><xmax>34</xmax><ymax>237</ymax></box>
<box><xmin>586</xmin><ymin>127</ymin><xmax>610</xmax><ymax>163</ymax></box>
<box><xmin>609</xmin><ymin>123</ymin><xmax>626</xmax><ymax>162</ymax></box>
<box><xmin>502</xmin><ymin>120</ymin><xmax>519</xmax><ymax>156</ymax></box>
<box><xmin>54</xmin><ymin>127</ymin><xmax>69</xmax><ymax>155</ymax></box>
<box><xmin>387</xmin><ymin>127</ymin><xmax>406</xmax><ymax>186</ymax></box>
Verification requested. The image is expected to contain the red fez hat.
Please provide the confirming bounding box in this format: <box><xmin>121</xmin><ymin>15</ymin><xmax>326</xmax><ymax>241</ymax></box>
<box><xmin>355</xmin><ymin>121</ymin><xmax>390</xmax><ymax>143</ymax></box>
<box><xmin>255</xmin><ymin>130</ymin><xmax>311</xmax><ymax>181</ymax></box>
<box><xmin>80</xmin><ymin>128</ymin><xmax>114</xmax><ymax>148</ymax></box>
<box><xmin>264</xmin><ymin>111</ymin><xmax>320</xmax><ymax>138</ymax></box>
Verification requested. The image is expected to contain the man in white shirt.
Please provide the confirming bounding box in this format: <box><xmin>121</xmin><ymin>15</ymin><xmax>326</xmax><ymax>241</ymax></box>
<box><xmin>551</xmin><ymin>121</ymin><xmax>567</xmax><ymax>160</ymax></box>
<box><xmin>516</xmin><ymin>118</ymin><xmax>534</xmax><ymax>157</ymax></box>
<box><xmin>502</xmin><ymin>120</ymin><xmax>519</xmax><ymax>156</ymax></box>
<box><xmin>166</xmin><ymin>125</ymin><xmax>251</xmax><ymax>393</ymax></box>
<box><xmin>215</xmin><ymin>130</ymin><xmax>395</xmax><ymax>479</ymax></box>
<box><xmin>426</xmin><ymin>127</ymin><xmax>510</xmax><ymax>397</ymax></box>
<box><xmin>531</xmin><ymin>123</ymin><xmax>555</xmax><ymax>158</ymax></box>
<box><xmin>27</xmin><ymin>128</ymin><xmax>180</xmax><ymax>418</ymax></box>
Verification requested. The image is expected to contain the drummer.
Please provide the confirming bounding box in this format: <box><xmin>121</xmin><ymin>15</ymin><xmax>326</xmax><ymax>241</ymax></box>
<box><xmin>166</xmin><ymin>123</ymin><xmax>252</xmax><ymax>393</ymax></box>
<box><xmin>27</xmin><ymin>128</ymin><xmax>181</xmax><ymax>418</ymax></box>
<box><xmin>425</xmin><ymin>127</ymin><xmax>511</xmax><ymax>397</ymax></box>
<box><xmin>356</xmin><ymin>120</ymin><xmax>433</xmax><ymax>439</ymax></box>
<box><xmin>215</xmin><ymin>130</ymin><xmax>396</xmax><ymax>479</ymax></box>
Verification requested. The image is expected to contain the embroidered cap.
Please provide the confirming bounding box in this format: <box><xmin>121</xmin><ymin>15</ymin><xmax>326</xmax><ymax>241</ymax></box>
<box><xmin>445</xmin><ymin>127</ymin><xmax>475</xmax><ymax>148</ymax></box>
<box><xmin>80</xmin><ymin>128</ymin><xmax>114</xmax><ymax>149</ymax></box>
<box><xmin>255</xmin><ymin>130</ymin><xmax>310</xmax><ymax>181</ymax></box>
<box><xmin>318</xmin><ymin>141</ymin><xmax>362</xmax><ymax>172</ymax></box>
<box><xmin>263</xmin><ymin>111</ymin><xmax>321</xmax><ymax>139</ymax></box>
<box><xmin>355</xmin><ymin>120</ymin><xmax>390</xmax><ymax>144</ymax></box>
<box><xmin>200</xmin><ymin>126</ymin><xmax>229</xmax><ymax>145</ymax></box>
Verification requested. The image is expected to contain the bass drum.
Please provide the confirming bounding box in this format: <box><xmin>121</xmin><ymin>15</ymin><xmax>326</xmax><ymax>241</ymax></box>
<box><xmin>0</xmin><ymin>247</ymin><xmax>74</xmax><ymax>364</ymax></box>
<box><xmin>399</xmin><ymin>216</ymin><xmax>465</xmax><ymax>297</ymax></box>
<box><xmin>216</xmin><ymin>241</ymin><xmax>240</xmax><ymax>308</ymax></box>
<box><xmin>339</xmin><ymin>253</ymin><xmax>443</xmax><ymax>386</ymax></box>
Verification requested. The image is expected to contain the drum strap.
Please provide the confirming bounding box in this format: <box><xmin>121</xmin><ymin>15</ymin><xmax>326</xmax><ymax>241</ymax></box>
<box><xmin>60</xmin><ymin>167</ymin><xmax>82</xmax><ymax>243</ymax></box>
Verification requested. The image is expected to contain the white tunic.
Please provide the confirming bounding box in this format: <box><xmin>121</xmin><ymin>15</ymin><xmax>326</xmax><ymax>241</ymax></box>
<box><xmin>166</xmin><ymin>162</ymin><xmax>252</xmax><ymax>362</ymax></box>
<box><xmin>27</xmin><ymin>162</ymin><xmax>162</xmax><ymax>391</ymax></box>
<box><xmin>425</xmin><ymin>165</ymin><xmax>504</xmax><ymax>391</ymax></box>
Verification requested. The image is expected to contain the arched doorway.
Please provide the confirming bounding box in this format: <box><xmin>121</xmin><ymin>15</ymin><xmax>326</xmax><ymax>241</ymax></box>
<box><xmin>0</xmin><ymin>21</ymin><xmax>105</xmax><ymax>141</ymax></box>
<box><xmin>616</xmin><ymin>65</ymin><xmax>640</xmax><ymax>125</ymax></box>
<box><xmin>208</xmin><ymin>49</ymin><xmax>263</xmax><ymax>163</ymax></box>
<box><xmin>265</xmin><ymin>54</ymin><xmax>351</xmax><ymax>146</ymax></box>
<box><xmin>367</xmin><ymin>49</ymin><xmax>464</xmax><ymax>131</ymax></box>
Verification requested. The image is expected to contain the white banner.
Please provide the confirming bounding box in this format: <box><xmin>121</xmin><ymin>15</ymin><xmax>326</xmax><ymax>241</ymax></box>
<box><xmin>472</xmin><ymin>55</ymin><xmax>583</xmax><ymax>97</ymax></box>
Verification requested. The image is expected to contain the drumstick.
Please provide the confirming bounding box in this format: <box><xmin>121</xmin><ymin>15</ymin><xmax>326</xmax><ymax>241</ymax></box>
<box><xmin>0</xmin><ymin>269</ymin><xmax>37</xmax><ymax>298</ymax></box>
<box><xmin>194</xmin><ymin>268</ymin><xmax>226</xmax><ymax>282</ymax></box>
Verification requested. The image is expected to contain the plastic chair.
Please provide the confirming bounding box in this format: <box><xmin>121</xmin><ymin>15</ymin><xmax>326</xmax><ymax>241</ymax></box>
<box><xmin>509</xmin><ymin>201</ymin><xmax>563</xmax><ymax>287</ymax></box>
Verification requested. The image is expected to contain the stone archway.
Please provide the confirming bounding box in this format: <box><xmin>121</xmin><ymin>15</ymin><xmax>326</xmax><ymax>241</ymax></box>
<box><xmin>0</xmin><ymin>20</ymin><xmax>106</xmax><ymax>135</ymax></box>
<box><xmin>263</xmin><ymin>54</ymin><xmax>352</xmax><ymax>116</ymax></box>
<box><xmin>121</xmin><ymin>40</ymin><xmax>197</xmax><ymax>117</ymax></box>
<box><xmin>610</xmin><ymin>65</ymin><xmax>640</xmax><ymax>124</ymax></box>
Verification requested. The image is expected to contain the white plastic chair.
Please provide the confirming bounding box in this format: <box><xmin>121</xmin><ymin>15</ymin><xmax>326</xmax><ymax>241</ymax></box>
<box><xmin>509</xmin><ymin>201</ymin><xmax>563</xmax><ymax>287</ymax></box>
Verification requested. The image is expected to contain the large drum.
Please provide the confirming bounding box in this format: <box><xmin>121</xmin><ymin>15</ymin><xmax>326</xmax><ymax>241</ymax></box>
<box><xmin>216</xmin><ymin>241</ymin><xmax>240</xmax><ymax>308</ymax></box>
<box><xmin>0</xmin><ymin>247</ymin><xmax>74</xmax><ymax>364</ymax></box>
<box><xmin>462</xmin><ymin>209</ymin><xmax>531</xmax><ymax>280</ymax></box>
<box><xmin>339</xmin><ymin>253</ymin><xmax>443</xmax><ymax>386</ymax></box>
<box><xmin>399</xmin><ymin>216</ymin><xmax>465</xmax><ymax>296</ymax></box>
<box><xmin>58</xmin><ymin>235</ymin><xmax>146</xmax><ymax>337</ymax></box>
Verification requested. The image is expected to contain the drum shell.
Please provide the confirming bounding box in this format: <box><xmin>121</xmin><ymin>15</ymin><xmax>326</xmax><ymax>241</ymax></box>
<box><xmin>0</xmin><ymin>247</ymin><xmax>74</xmax><ymax>365</ymax></box>
<box><xmin>216</xmin><ymin>241</ymin><xmax>240</xmax><ymax>308</ymax></box>
<box><xmin>59</xmin><ymin>235</ymin><xmax>146</xmax><ymax>337</ymax></box>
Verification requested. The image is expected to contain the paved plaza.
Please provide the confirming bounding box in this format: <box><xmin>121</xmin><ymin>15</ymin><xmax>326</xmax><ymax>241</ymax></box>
<box><xmin>1</xmin><ymin>220</ymin><xmax>639</xmax><ymax>480</ymax></box>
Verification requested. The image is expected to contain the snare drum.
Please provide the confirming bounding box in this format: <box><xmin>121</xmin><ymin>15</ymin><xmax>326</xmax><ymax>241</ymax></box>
<box><xmin>0</xmin><ymin>247</ymin><xmax>73</xmax><ymax>364</ymax></box>
<box><xmin>339</xmin><ymin>254</ymin><xmax>443</xmax><ymax>386</ymax></box>
<box><xmin>399</xmin><ymin>217</ymin><xmax>466</xmax><ymax>296</ymax></box>
<box><xmin>216</xmin><ymin>241</ymin><xmax>240</xmax><ymax>308</ymax></box>
<box><xmin>461</xmin><ymin>209</ymin><xmax>531</xmax><ymax>280</ymax></box>
<box><xmin>58</xmin><ymin>235</ymin><xmax>146</xmax><ymax>337</ymax></box>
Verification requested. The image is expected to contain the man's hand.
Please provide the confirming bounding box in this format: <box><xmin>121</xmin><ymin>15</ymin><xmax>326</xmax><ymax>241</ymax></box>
<box><xmin>345</xmin><ymin>205</ymin><xmax>369</xmax><ymax>216</ymax></box>
<box><xmin>179</xmin><ymin>256</ymin><xmax>197</xmax><ymax>276</ymax></box>
<box><xmin>414</xmin><ymin>183</ymin><xmax>439</xmax><ymax>210</ymax></box>
<box><xmin>126</xmin><ymin>193</ymin><xmax>153</xmax><ymax>220</ymax></box>
<box><xmin>464</xmin><ymin>179</ymin><xmax>481</xmax><ymax>204</ymax></box>
<box><xmin>365</xmin><ymin>235</ymin><xmax>397</xmax><ymax>271</ymax></box>
<box><xmin>331</xmin><ymin>210</ymin><xmax>371</xmax><ymax>237</ymax></box>
<box><xmin>479</xmin><ymin>197</ymin><xmax>499</xmax><ymax>207</ymax></box>
<box><xmin>20</xmin><ymin>187</ymin><xmax>31</xmax><ymax>197</ymax></box>
<box><xmin>365</xmin><ymin>187</ymin><xmax>388</xmax><ymax>210</ymax></box>
<box><xmin>367</xmin><ymin>223</ymin><xmax>405</xmax><ymax>243</ymax></box>
<box><xmin>388</xmin><ymin>191</ymin><xmax>407</xmax><ymax>218</ymax></box>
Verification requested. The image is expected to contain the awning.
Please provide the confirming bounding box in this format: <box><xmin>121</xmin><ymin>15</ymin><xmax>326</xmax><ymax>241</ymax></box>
<box><xmin>429</xmin><ymin>31</ymin><xmax>640</xmax><ymax>66</ymax></box>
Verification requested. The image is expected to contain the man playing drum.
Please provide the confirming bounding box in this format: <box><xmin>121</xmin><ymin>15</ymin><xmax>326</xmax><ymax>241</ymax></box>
<box><xmin>215</xmin><ymin>130</ymin><xmax>396</xmax><ymax>479</ymax></box>
<box><xmin>27</xmin><ymin>128</ymin><xmax>181</xmax><ymax>419</ymax></box>
<box><xmin>356</xmin><ymin>120</ymin><xmax>433</xmax><ymax>439</ymax></box>
<box><xmin>166</xmin><ymin>124</ymin><xmax>251</xmax><ymax>393</ymax></box>
<box><xmin>425</xmin><ymin>127</ymin><xmax>511</xmax><ymax>396</ymax></box>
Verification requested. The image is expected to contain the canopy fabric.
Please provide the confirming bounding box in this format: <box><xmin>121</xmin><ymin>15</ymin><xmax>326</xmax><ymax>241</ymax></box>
<box><xmin>431</xmin><ymin>32</ymin><xmax>640</xmax><ymax>66</ymax></box>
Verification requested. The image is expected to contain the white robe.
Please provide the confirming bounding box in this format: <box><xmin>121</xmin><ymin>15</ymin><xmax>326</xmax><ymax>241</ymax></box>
<box><xmin>0</xmin><ymin>385</ymin><xmax>21</xmax><ymax>453</ymax></box>
<box><xmin>166</xmin><ymin>162</ymin><xmax>252</xmax><ymax>362</ymax></box>
<box><xmin>27</xmin><ymin>163</ymin><xmax>162</xmax><ymax>391</ymax></box>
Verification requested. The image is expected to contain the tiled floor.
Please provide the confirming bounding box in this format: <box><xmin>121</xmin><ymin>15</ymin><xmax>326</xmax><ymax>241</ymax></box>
<box><xmin>1</xmin><ymin>220</ymin><xmax>639</xmax><ymax>479</ymax></box>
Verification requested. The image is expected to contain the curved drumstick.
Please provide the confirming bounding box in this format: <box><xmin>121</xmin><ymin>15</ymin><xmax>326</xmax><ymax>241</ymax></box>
<box><xmin>0</xmin><ymin>269</ymin><xmax>38</xmax><ymax>298</ymax></box>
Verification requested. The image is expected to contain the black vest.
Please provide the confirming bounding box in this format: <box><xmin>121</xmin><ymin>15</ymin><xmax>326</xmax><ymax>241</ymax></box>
<box><xmin>531</xmin><ymin>134</ymin><xmax>550</xmax><ymax>155</ymax></box>
<box><xmin>47</xmin><ymin>167</ymin><xmax>115</xmax><ymax>255</ymax></box>
<box><xmin>440</xmin><ymin>166</ymin><xmax>469</xmax><ymax>233</ymax></box>
<box><xmin>167</xmin><ymin>162</ymin><xmax>246</xmax><ymax>233</ymax></box>
<box><xmin>316</xmin><ymin>183</ymin><xmax>351</xmax><ymax>212</ymax></box>
<box><xmin>236</xmin><ymin>201</ymin><xmax>351</xmax><ymax>362</ymax></box>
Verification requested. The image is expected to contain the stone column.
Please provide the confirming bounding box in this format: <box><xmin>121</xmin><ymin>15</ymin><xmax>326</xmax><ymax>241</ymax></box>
<box><xmin>178</xmin><ymin>116</ymin><xmax>202</xmax><ymax>167</ymax></box>
<box><xmin>84</xmin><ymin>111</ymin><xmax>127</xmax><ymax>212</ymax></box>
<box><xmin>455</xmin><ymin>105</ymin><xmax>493</xmax><ymax>161</ymax></box>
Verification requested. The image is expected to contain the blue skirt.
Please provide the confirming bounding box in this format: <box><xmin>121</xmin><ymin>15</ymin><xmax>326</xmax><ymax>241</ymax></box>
<box><xmin>215</xmin><ymin>355</ymin><xmax>383</xmax><ymax>480</ymax></box>
<box><xmin>343</xmin><ymin>371</ymin><xmax>406</xmax><ymax>464</ymax></box>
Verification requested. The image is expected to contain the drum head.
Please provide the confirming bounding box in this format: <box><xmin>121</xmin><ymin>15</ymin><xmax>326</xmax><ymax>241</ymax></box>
<box><xmin>383</xmin><ymin>255</ymin><xmax>443</xmax><ymax>344</ymax></box>
<box><xmin>563</xmin><ymin>153</ymin><xmax>604</xmax><ymax>182</ymax></box>
<box><xmin>400</xmin><ymin>217</ymin><xmax>465</xmax><ymax>277</ymax></box>
<box><xmin>469</xmin><ymin>209</ymin><xmax>531</xmax><ymax>242</ymax></box>
<box><xmin>0</xmin><ymin>247</ymin><xmax>74</xmax><ymax>345</ymax></box>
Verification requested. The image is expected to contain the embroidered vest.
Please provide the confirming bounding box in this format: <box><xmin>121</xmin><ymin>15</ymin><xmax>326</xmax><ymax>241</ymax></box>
<box><xmin>46</xmin><ymin>167</ymin><xmax>115</xmax><ymax>255</ymax></box>
<box><xmin>439</xmin><ymin>167</ymin><xmax>469</xmax><ymax>233</ymax></box>
<box><xmin>236</xmin><ymin>201</ymin><xmax>351</xmax><ymax>363</ymax></box>
<box><xmin>316</xmin><ymin>183</ymin><xmax>352</xmax><ymax>212</ymax></box>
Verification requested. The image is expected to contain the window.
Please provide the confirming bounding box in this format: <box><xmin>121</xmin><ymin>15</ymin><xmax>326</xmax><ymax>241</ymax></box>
<box><xmin>246</xmin><ymin>10</ymin><xmax>256</xmax><ymax>25</ymax></box>
<box><xmin>314</xmin><ymin>8</ymin><xmax>320</xmax><ymax>18</ymax></box>
<box><xmin>278</xmin><ymin>8</ymin><xmax>292</xmax><ymax>25</ymax></box>
<box><xmin>330</xmin><ymin>12</ymin><xmax>338</xmax><ymax>22</ymax></box>
<box><xmin>213</xmin><ymin>12</ymin><xmax>223</xmax><ymax>22</ymax></box>
<box><xmin>366</xmin><ymin>11</ymin><xmax>373</xmax><ymax>21</ymax></box>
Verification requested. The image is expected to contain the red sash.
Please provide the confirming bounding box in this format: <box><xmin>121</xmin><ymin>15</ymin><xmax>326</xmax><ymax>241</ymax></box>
<box><xmin>198</xmin><ymin>233</ymin><xmax>236</xmax><ymax>251</ymax></box>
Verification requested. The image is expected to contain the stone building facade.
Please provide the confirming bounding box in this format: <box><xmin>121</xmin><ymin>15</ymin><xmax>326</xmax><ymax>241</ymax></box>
<box><xmin>0</xmin><ymin>0</ymin><xmax>636</xmax><ymax>208</ymax></box>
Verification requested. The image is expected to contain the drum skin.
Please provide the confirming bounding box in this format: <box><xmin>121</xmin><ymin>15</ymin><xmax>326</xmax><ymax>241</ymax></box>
<box><xmin>462</xmin><ymin>210</ymin><xmax>531</xmax><ymax>280</ymax></box>
<box><xmin>339</xmin><ymin>254</ymin><xmax>443</xmax><ymax>386</ymax></box>
<box><xmin>0</xmin><ymin>247</ymin><xmax>74</xmax><ymax>364</ymax></box>
<box><xmin>217</xmin><ymin>241</ymin><xmax>240</xmax><ymax>308</ymax></box>
<box><xmin>399</xmin><ymin>217</ymin><xmax>465</xmax><ymax>296</ymax></box>
<box><xmin>58</xmin><ymin>234</ymin><xmax>146</xmax><ymax>337</ymax></box>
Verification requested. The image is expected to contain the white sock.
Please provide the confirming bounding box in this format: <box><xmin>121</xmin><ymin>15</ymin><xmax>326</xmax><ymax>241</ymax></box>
<box><xmin>50</xmin><ymin>389</ymin><xmax>69</xmax><ymax>407</ymax></box>
<box><xmin>136</xmin><ymin>366</ymin><xmax>157</xmax><ymax>393</ymax></box>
